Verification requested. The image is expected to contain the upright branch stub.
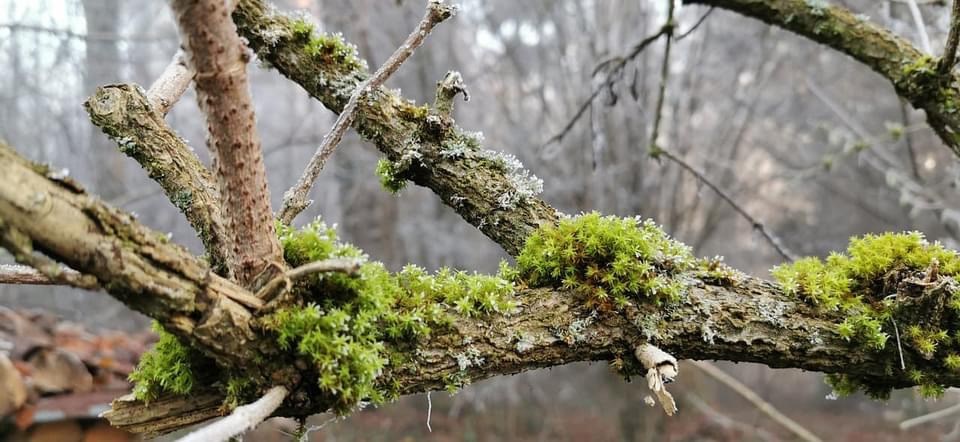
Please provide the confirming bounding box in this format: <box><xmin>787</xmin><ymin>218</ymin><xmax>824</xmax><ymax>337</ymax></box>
<box><xmin>170</xmin><ymin>0</ymin><xmax>283</xmax><ymax>286</ymax></box>
<box><xmin>276</xmin><ymin>0</ymin><xmax>457</xmax><ymax>225</ymax></box>
<box><xmin>434</xmin><ymin>70</ymin><xmax>470</xmax><ymax>119</ymax></box>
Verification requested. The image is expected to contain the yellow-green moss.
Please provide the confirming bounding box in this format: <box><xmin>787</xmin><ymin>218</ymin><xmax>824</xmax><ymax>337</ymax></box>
<box><xmin>266</xmin><ymin>220</ymin><xmax>518</xmax><ymax>413</ymax></box>
<box><xmin>516</xmin><ymin>212</ymin><xmax>694</xmax><ymax>308</ymax></box>
<box><xmin>129</xmin><ymin>322</ymin><xmax>206</xmax><ymax>402</ymax></box>
<box><xmin>375</xmin><ymin>158</ymin><xmax>406</xmax><ymax>194</ymax></box>
<box><xmin>772</xmin><ymin>232</ymin><xmax>960</xmax><ymax>397</ymax></box>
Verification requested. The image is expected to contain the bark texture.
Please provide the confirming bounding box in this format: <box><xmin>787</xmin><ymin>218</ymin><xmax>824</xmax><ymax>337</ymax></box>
<box><xmin>172</xmin><ymin>0</ymin><xmax>282</xmax><ymax>286</ymax></box>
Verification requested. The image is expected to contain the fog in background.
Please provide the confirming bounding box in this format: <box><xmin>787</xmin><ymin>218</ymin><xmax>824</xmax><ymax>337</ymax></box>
<box><xmin>3</xmin><ymin>0</ymin><xmax>960</xmax><ymax>440</ymax></box>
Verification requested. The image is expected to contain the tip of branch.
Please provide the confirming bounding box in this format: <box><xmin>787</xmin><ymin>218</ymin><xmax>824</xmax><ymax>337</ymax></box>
<box><xmin>428</xmin><ymin>0</ymin><xmax>458</xmax><ymax>21</ymax></box>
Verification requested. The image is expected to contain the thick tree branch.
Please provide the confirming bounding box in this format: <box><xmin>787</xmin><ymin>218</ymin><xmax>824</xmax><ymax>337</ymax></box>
<box><xmin>172</xmin><ymin>0</ymin><xmax>283</xmax><ymax>286</ymax></box>
<box><xmin>0</xmin><ymin>143</ymin><xmax>263</xmax><ymax>365</ymax></box>
<box><xmin>233</xmin><ymin>0</ymin><xmax>557</xmax><ymax>255</ymax></box>
<box><xmin>277</xmin><ymin>0</ymin><xmax>456</xmax><ymax>225</ymax></box>
<box><xmin>85</xmin><ymin>84</ymin><xmax>231</xmax><ymax>276</ymax></box>
<box><xmin>684</xmin><ymin>0</ymin><xmax>960</xmax><ymax>158</ymax></box>
<box><xmin>0</xmin><ymin>264</ymin><xmax>92</xmax><ymax>287</ymax></box>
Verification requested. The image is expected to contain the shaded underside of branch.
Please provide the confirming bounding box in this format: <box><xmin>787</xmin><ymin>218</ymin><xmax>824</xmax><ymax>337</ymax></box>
<box><xmin>684</xmin><ymin>0</ymin><xmax>960</xmax><ymax>156</ymax></box>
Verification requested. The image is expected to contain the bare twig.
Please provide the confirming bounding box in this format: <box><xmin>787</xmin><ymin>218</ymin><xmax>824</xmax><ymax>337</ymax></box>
<box><xmin>648</xmin><ymin>0</ymin><xmax>676</xmax><ymax>153</ymax></box>
<box><xmin>0</xmin><ymin>264</ymin><xmax>90</xmax><ymax>286</ymax></box>
<box><xmin>655</xmin><ymin>148</ymin><xmax>796</xmax><ymax>261</ymax></box>
<box><xmin>542</xmin><ymin>26</ymin><xmax>671</xmax><ymax>148</ymax></box>
<box><xmin>940</xmin><ymin>0</ymin><xmax>960</xmax><ymax>75</ymax></box>
<box><xmin>676</xmin><ymin>7</ymin><xmax>715</xmax><ymax>41</ymax></box>
<box><xmin>277</xmin><ymin>0</ymin><xmax>457</xmax><ymax>225</ymax></box>
<box><xmin>178</xmin><ymin>386</ymin><xmax>288</xmax><ymax>442</ymax></box>
<box><xmin>0</xmin><ymin>226</ymin><xmax>99</xmax><ymax>290</ymax></box>
<box><xmin>691</xmin><ymin>361</ymin><xmax>822</xmax><ymax>442</ymax></box>
<box><xmin>900</xmin><ymin>401</ymin><xmax>960</xmax><ymax>430</ymax></box>
<box><xmin>906</xmin><ymin>0</ymin><xmax>933</xmax><ymax>54</ymax></box>
<box><xmin>256</xmin><ymin>258</ymin><xmax>362</xmax><ymax>300</ymax></box>
<box><xmin>171</xmin><ymin>0</ymin><xmax>283</xmax><ymax>286</ymax></box>
<box><xmin>147</xmin><ymin>50</ymin><xmax>192</xmax><ymax>115</ymax></box>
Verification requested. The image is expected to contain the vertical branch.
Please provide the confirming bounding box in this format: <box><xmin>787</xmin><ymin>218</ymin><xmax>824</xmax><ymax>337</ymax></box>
<box><xmin>648</xmin><ymin>0</ymin><xmax>676</xmax><ymax>154</ymax></box>
<box><xmin>940</xmin><ymin>0</ymin><xmax>960</xmax><ymax>75</ymax></box>
<box><xmin>170</xmin><ymin>0</ymin><xmax>283</xmax><ymax>286</ymax></box>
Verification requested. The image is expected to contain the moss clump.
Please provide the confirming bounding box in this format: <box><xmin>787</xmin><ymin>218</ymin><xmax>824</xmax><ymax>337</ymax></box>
<box><xmin>516</xmin><ymin>212</ymin><xmax>694</xmax><ymax>309</ymax></box>
<box><xmin>773</xmin><ymin>232</ymin><xmax>960</xmax><ymax>397</ymax></box>
<box><xmin>267</xmin><ymin>220</ymin><xmax>517</xmax><ymax>413</ymax></box>
<box><xmin>129</xmin><ymin>322</ymin><xmax>209</xmax><ymax>402</ymax></box>
<box><xmin>375</xmin><ymin>158</ymin><xmax>407</xmax><ymax>194</ymax></box>
<box><xmin>293</xmin><ymin>24</ymin><xmax>364</xmax><ymax>72</ymax></box>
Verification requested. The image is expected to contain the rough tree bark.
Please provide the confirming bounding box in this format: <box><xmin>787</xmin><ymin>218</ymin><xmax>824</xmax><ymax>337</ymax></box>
<box><xmin>171</xmin><ymin>0</ymin><xmax>283</xmax><ymax>286</ymax></box>
<box><xmin>4</xmin><ymin>0</ymin><xmax>960</xmax><ymax>437</ymax></box>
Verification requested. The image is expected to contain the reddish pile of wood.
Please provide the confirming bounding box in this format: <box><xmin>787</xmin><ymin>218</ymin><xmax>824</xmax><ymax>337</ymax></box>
<box><xmin>0</xmin><ymin>307</ymin><xmax>152</xmax><ymax>440</ymax></box>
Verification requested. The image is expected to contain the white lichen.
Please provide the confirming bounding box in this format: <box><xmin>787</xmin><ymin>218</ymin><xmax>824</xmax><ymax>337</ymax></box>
<box><xmin>514</xmin><ymin>334</ymin><xmax>535</xmax><ymax>353</ymax></box>
<box><xmin>454</xmin><ymin>346</ymin><xmax>485</xmax><ymax>371</ymax></box>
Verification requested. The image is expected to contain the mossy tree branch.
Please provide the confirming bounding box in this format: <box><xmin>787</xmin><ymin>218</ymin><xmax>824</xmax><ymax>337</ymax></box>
<box><xmin>85</xmin><ymin>84</ymin><xmax>231</xmax><ymax>276</ymax></box>
<box><xmin>233</xmin><ymin>0</ymin><xmax>557</xmax><ymax>255</ymax></box>
<box><xmin>683</xmin><ymin>0</ymin><xmax>960</xmax><ymax>156</ymax></box>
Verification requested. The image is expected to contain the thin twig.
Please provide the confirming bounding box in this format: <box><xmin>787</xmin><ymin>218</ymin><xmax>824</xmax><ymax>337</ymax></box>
<box><xmin>656</xmin><ymin>148</ymin><xmax>796</xmax><ymax>261</ymax></box>
<box><xmin>940</xmin><ymin>0</ymin><xmax>960</xmax><ymax>75</ymax></box>
<box><xmin>277</xmin><ymin>0</ymin><xmax>457</xmax><ymax>225</ymax></box>
<box><xmin>676</xmin><ymin>7</ymin><xmax>715</xmax><ymax>42</ymax></box>
<box><xmin>147</xmin><ymin>50</ymin><xmax>192</xmax><ymax>115</ymax></box>
<box><xmin>256</xmin><ymin>258</ymin><xmax>362</xmax><ymax>300</ymax></box>
<box><xmin>178</xmin><ymin>386</ymin><xmax>288</xmax><ymax>442</ymax></box>
<box><xmin>0</xmin><ymin>226</ymin><xmax>99</xmax><ymax>290</ymax></box>
<box><xmin>0</xmin><ymin>264</ymin><xmax>91</xmax><ymax>286</ymax></box>
<box><xmin>906</xmin><ymin>0</ymin><xmax>933</xmax><ymax>54</ymax></box>
<box><xmin>691</xmin><ymin>361</ymin><xmax>822</xmax><ymax>442</ymax></box>
<box><xmin>541</xmin><ymin>26</ymin><xmax>671</xmax><ymax>148</ymax></box>
<box><xmin>900</xmin><ymin>401</ymin><xmax>960</xmax><ymax>430</ymax></box>
<box><xmin>648</xmin><ymin>0</ymin><xmax>676</xmax><ymax>153</ymax></box>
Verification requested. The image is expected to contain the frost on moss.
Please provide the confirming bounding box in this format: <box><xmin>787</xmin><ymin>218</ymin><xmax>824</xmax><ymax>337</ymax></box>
<box><xmin>772</xmin><ymin>232</ymin><xmax>960</xmax><ymax>397</ymax></box>
<box><xmin>129</xmin><ymin>322</ymin><xmax>210</xmax><ymax>403</ymax></box>
<box><xmin>267</xmin><ymin>220</ymin><xmax>518</xmax><ymax>413</ymax></box>
<box><xmin>516</xmin><ymin>212</ymin><xmax>695</xmax><ymax>309</ymax></box>
<box><xmin>375</xmin><ymin>158</ymin><xmax>407</xmax><ymax>194</ymax></box>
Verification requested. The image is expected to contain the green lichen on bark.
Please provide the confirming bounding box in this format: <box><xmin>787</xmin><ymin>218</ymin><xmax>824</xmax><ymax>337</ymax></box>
<box><xmin>772</xmin><ymin>232</ymin><xmax>960</xmax><ymax>398</ymax></box>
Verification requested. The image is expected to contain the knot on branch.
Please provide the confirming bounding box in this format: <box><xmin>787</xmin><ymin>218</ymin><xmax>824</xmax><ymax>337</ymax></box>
<box><xmin>434</xmin><ymin>70</ymin><xmax>470</xmax><ymax>119</ymax></box>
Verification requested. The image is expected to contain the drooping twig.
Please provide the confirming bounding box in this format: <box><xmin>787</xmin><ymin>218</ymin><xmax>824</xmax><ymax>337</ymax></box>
<box><xmin>542</xmin><ymin>26</ymin><xmax>671</xmax><ymax>148</ymax></box>
<box><xmin>276</xmin><ymin>0</ymin><xmax>457</xmax><ymax>225</ymax></box>
<box><xmin>0</xmin><ymin>264</ymin><xmax>91</xmax><ymax>287</ymax></box>
<box><xmin>940</xmin><ymin>0</ymin><xmax>960</xmax><ymax>75</ymax></box>
<box><xmin>147</xmin><ymin>50</ymin><xmax>192</xmax><ymax>115</ymax></box>
<box><xmin>170</xmin><ymin>0</ymin><xmax>283</xmax><ymax>286</ymax></box>
<box><xmin>655</xmin><ymin>147</ymin><xmax>796</xmax><ymax>261</ymax></box>
<box><xmin>676</xmin><ymin>6</ymin><xmax>715</xmax><ymax>41</ymax></box>
<box><xmin>178</xmin><ymin>386</ymin><xmax>288</xmax><ymax>442</ymax></box>
<box><xmin>691</xmin><ymin>361</ymin><xmax>822</xmax><ymax>442</ymax></box>
<box><xmin>648</xmin><ymin>0</ymin><xmax>676</xmax><ymax>153</ymax></box>
<box><xmin>255</xmin><ymin>258</ymin><xmax>362</xmax><ymax>300</ymax></box>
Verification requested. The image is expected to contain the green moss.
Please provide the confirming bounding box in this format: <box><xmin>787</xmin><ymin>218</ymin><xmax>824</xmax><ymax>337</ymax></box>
<box><xmin>944</xmin><ymin>354</ymin><xmax>960</xmax><ymax>371</ymax></box>
<box><xmin>267</xmin><ymin>220</ymin><xmax>518</xmax><ymax>413</ymax></box>
<box><xmin>375</xmin><ymin>158</ymin><xmax>407</xmax><ymax>194</ymax></box>
<box><xmin>290</xmin><ymin>18</ymin><xmax>314</xmax><ymax>39</ymax></box>
<box><xmin>516</xmin><ymin>212</ymin><xmax>694</xmax><ymax>309</ymax></box>
<box><xmin>129</xmin><ymin>322</ymin><xmax>205</xmax><ymax>402</ymax></box>
<box><xmin>301</xmin><ymin>31</ymin><xmax>364</xmax><ymax>72</ymax></box>
<box><xmin>773</xmin><ymin>232</ymin><xmax>960</xmax><ymax>398</ymax></box>
<box><xmin>224</xmin><ymin>376</ymin><xmax>255</xmax><ymax>409</ymax></box>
